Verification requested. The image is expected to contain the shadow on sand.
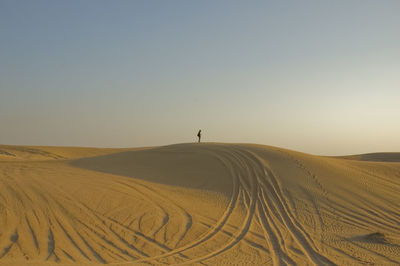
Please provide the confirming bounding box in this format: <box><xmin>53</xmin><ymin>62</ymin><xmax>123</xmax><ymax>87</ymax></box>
<box><xmin>70</xmin><ymin>144</ymin><xmax>232</xmax><ymax>195</ymax></box>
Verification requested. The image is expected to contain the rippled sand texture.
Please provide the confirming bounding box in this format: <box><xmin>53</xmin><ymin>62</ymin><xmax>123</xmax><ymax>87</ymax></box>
<box><xmin>1</xmin><ymin>143</ymin><xmax>399</xmax><ymax>265</ymax></box>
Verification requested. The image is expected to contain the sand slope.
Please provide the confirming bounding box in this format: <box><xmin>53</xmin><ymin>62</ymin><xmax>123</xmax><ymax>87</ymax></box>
<box><xmin>0</xmin><ymin>143</ymin><xmax>399</xmax><ymax>265</ymax></box>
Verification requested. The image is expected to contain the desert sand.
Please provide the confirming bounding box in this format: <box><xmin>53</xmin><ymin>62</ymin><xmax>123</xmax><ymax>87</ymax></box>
<box><xmin>0</xmin><ymin>143</ymin><xmax>399</xmax><ymax>265</ymax></box>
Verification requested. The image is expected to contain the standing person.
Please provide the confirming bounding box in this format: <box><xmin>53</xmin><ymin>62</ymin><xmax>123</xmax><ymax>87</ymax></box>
<box><xmin>197</xmin><ymin>129</ymin><xmax>202</xmax><ymax>143</ymax></box>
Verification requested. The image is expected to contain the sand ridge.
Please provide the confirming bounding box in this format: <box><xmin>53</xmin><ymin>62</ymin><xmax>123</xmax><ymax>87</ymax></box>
<box><xmin>0</xmin><ymin>143</ymin><xmax>399</xmax><ymax>265</ymax></box>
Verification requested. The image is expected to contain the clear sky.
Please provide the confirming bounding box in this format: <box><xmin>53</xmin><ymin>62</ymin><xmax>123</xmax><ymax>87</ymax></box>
<box><xmin>1</xmin><ymin>1</ymin><xmax>399</xmax><ymax>155</ymax></box>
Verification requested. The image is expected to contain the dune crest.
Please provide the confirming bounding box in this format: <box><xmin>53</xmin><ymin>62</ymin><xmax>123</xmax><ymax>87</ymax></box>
<box><xmin>1</xmin><ymin>143</ymin><xmax>399</xmax><ymax>265</ymax></box>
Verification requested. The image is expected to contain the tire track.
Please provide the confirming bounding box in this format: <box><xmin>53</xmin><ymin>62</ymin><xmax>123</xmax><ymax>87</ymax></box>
<box><xmin>236</xmin><ymin>148</ymin><xmax>335</xmax><ymax>266</ymax></box>
<box><xmin>127</xmin><ymin>148</ymin><xmax>243</xmax><ymax>264</ymax></box>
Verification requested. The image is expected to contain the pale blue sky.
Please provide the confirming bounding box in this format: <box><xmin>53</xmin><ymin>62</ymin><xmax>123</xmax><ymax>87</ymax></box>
<box><xmin>1</xmin><ymin>1</ymin><xmax>399</xmax><ymax>155</ymax></box>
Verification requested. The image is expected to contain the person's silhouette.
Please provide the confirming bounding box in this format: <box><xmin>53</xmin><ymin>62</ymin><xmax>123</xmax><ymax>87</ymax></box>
<box><xmin>197</xmin><ymin>130</ymin><xmax>202</xmax><ymax>143</ymax></box>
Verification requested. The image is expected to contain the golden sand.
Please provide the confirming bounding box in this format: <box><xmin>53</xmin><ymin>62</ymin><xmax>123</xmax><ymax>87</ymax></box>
<box><xmin>1</xmin><ymin>143</ymin><xmax>399</xmax><ymax>265</ymax></box>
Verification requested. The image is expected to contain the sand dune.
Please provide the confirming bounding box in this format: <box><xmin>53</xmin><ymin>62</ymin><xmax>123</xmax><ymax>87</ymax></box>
<box><xmin>1</xmin><ymin>143</ymin><xmax>399</xmax><ymax>265</ymax></box>
<box><xmin>338</xmin><ymin>152</ymin><xmax>400</xmax><ymax>162</ymax></box>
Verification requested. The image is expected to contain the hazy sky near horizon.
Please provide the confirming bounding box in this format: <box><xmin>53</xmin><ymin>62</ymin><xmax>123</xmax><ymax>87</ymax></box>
<box><xmin>1</xmin><ymin>1</ymin><xmax>399</xmax><ymax>155</ymax></box>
